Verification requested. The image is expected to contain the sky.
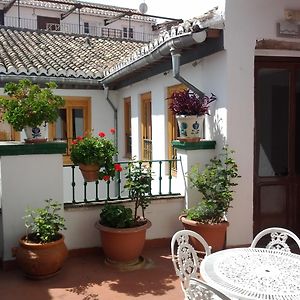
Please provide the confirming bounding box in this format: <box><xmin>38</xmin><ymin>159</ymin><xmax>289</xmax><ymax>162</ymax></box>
<box><xmin>80</xmin><ymin>0</ymin><xmax>221</xmax><ymax>20</ymax></box>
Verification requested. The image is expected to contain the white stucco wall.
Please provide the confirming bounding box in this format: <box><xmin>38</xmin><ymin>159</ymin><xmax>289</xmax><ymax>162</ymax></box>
<box><xmin>113</xmin><ymin>0</ymin><xmax>300</xmax><ymax>248</ymax></box>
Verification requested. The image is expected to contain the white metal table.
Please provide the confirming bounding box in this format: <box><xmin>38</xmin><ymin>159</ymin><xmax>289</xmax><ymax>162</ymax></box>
<box><xmin>200</xmin><ymin>247</ymin><xmax>300</xmax><ymax>300</ymax></box>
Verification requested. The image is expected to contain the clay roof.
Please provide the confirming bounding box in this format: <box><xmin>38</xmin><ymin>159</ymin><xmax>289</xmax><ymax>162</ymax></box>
<box><xmin>0</xmin><ymin>27</ymin><xmax>146</xmax><ymax>79</ymax></box>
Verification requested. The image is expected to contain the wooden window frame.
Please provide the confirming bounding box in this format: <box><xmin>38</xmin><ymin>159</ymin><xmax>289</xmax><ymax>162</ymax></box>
<box><xmin>140</xmin><ymin>92</ymin><xmax>152</xmax><ymax>160</ymax></box>
<box><xmin>48</xmin><ymin>97</ymin><xmax>91</xmax><ymax>165</ymax></box>
<box><xmin>124</xmin><ymin>97</ymin><xmax>132</xmax><ymax>158</ymax></box>
<box><xmin>167</xmin><ymin>84</ymin><xmax>186</xmax><ymax>173</ymax></box>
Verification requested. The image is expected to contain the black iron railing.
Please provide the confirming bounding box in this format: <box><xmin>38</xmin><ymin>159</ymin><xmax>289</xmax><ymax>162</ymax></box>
<box><xmin>63</xmin><ymin>159</ymin><xmax>181</xmax><ymax>205</ymax></box>
<box><xmin>4</xmin><ymin>16</ymin><xmax>157</xmax><ymax>42</ymax></box>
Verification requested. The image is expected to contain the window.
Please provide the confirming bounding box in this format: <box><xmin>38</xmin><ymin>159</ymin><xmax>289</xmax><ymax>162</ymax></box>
<box><xmin>141</xmin><ymin>92</ymin><xmax>152</xmax><ymax>160</ymax></box>
<box><xmin>37</xmin><ymin>16</ymin><xmax>60</xmax><ymax>30</ymax></box>
<box><xmin>167</xmin><ymin>84</ymin><xmax>186</xmax><ymax>172</ymax></box>
<box><xmin>84</xmin><ymin>22</ymin><xmax>89</xmax><ymax>34</ymax></box>
<box><xmin>48</xmin><ymin>97</ymin><xmax>91</xmax><ymax>164</ymax></box>
<box><xmin>124</xmin><ymin>97</ymin><xmax>132</xmax><ymax>158</ymax></box>
<box><xmin>123</xmin><ymin>27</ymin><xmax>134</xmax><ymax>39</ymax></box>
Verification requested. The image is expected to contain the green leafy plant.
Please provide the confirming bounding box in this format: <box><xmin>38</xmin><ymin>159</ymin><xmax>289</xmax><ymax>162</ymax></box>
<box><xmin>0</xmin><ymin>79</ymin><xmax>65</xmax><ymax>131</ymax></box>
<box><xmin>100</xmin><ymin>204</ymin><xmax>134</xmax><ymax>228</ymax></box>
<box><xmin>23</xmin><ymin>199</ymin><xmax>66</xmax><ymax>244</ymax></box>
<box><xmin>70</xmin><ymin>129</ymin><xmax>122</xmax><ymax>180</ymax></box>
<box><xmin>186</xmin><ymin>146</ymin><xmax>240</xmax><ymax>224</ymax></box>
<box><xmin>100</xmin><ymin>161</ymin><xmax>153</xmax><ymax>228</ymax></box>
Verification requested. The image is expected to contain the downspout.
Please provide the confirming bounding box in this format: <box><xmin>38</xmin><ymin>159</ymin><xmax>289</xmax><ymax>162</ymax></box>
<box><xmin>103</xmin><ymin>84</ymin><xmax>118</xmax><ymax>159</ymax></box>
<box><xmin>170</xmin><ymin>47</ymin><xmax>205</xmax><ymax>98</ymax></box>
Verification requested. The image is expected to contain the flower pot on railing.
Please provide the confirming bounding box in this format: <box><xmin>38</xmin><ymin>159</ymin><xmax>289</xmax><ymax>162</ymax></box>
<box><xmin>79</xmin><ymin>163</ymin><xmax>100</xmax><ymax>182</ymax></box>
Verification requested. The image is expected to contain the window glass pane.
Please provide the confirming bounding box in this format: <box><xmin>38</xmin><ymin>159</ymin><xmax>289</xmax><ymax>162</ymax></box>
<box><xmin>257</xmin><ymin>68</ymin><xmax>289</xmax><ymax>177</ymax></box>
<box><xmin>72</xmin><ymin>108</ymin><xmax>84</xmax><ymax>138</ymax></box>
<box><xmin>55</xmin><ymin>109</ymin><xmax>67</xmax><ymax>140</ymax></box>
<box><xmin>295</xmin><ymin>69</ymin><xmax>300</xmax><ymax>175</ymax></box>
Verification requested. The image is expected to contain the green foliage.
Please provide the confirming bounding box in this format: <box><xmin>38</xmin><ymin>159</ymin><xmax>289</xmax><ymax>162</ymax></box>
<box><xmin>70</xmin><ymin>130</ymin><xmax>119</xmax><ymax>180</ymax></box>
<box><xmin>186</xmin><ymin>146</ymin><xmax>240</xmax><ymax>224</ymax></box>
<box><xmin>100</xmin><ymin>204</ymin><xmax>134</xmax><ymax>228</ymax></box>
<box><xmin>0</xmin><ymin>79</ymin><xmax>65</xmax><ymax>131</ymax></box>
<box><xmin>23</xmin><ymin>199</ymin><xmax>66</xmax><ymax>244</ymax></box>
<box><xmin>124</xmin><ymin>161</ymin><xmax>153</xmax><ymax>222</ymax></box>
<box><xmin>99</xmin><ymin>162</ymin><xmax>153</xmax><ymax>229</ymax></box>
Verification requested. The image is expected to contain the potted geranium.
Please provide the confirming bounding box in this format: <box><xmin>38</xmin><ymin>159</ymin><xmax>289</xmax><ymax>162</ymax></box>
<box><xmin>168</xmin><ymin>89</ymin><xmax>216</xmax><ymax>141</ymax></box>
<box><xmin>14</xmin><ymin>199</ymin><xmax>68</xmax><ymax>279</ymax></box>
<box><xmin>70</xmin><ymin>128</ymin><xmax>121</xmax><ymax>182</ymax></box>
<box><xmin>180</xmin><ymin>146</ymin><xmax>240</xmax><ymax>251</ymax></box>
<box><xmin>95</xmin><ymin>161</ymin><xmax>153</xmax><ymax>265</ymax></box>
<box><xmin>0</xmin><ymin>79</ymin><xmax>65</xmax><ymax>142</ymax></box>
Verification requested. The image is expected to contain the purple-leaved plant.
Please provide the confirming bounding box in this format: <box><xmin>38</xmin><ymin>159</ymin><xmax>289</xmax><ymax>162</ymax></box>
<box><xmin>168</xmin><ymin>89</ymin><xmax>216</xmax><ymax>116</ymax></box>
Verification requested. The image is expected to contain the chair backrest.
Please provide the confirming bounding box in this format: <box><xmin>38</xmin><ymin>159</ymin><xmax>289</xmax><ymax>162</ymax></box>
<box><xmin>250</xmin><ymin>227</ymin><xmax>300</xmax><ymax>253</ymax></box>
<box><xmin>188</xmin><ymin>278</ymin><xmax>231</xmax><ymax>300</ymax></box>
<box><xmin>171</xmin><ymin>229</ymin><xmax>212</xmax><ymax>299</ymax></box>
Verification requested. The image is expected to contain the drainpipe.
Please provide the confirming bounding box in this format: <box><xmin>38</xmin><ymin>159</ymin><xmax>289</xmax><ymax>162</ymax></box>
<box><xmin>170</xmin><ymin>47</ymin><xmax>205</xmax><ymax>98</ymax></box>
<box><xmin>103</xmin><ymin>84</ymin><xmax>118</xmax><ymax>158</ymax></box>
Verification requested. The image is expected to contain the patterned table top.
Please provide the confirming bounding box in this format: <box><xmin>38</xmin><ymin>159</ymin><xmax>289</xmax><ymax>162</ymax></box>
<box><xmin>200</xmin><ymin>247</ymin><xmax>300</xmax><ymax>300</ymax></box>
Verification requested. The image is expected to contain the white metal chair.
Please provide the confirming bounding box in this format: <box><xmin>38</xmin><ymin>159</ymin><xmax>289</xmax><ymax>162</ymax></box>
<box><xmin>171</xmin><ymin>229</ymin><xmax>212</xmax><ymax>299</ymax></box>
<box><xmin>251</xmin><ymin>227</ymin><xmax>300</xmax><ymax>253</ymax></box>
<box><xmin>187</xmin><ymin>278</ymin><xmax>231</xmax><ymax>300</ymax></box>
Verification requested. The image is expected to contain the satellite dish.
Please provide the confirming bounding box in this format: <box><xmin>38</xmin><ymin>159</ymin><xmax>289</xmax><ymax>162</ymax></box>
<box><xmin>139</xmin><ymin>2</ymin><xmax>148</xmax><ymax>14</ymax></box>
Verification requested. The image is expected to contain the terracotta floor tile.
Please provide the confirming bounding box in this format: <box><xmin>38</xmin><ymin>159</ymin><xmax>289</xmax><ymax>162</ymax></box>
<box><xmin>0</xmin><ymin>246</ymin><xmax>183</xmax><ymax>300</ymax></box>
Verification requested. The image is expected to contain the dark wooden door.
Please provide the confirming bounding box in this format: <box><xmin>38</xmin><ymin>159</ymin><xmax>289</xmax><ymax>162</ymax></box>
<box><xmin>254</xmin><ymin>57</ymin><xmax>300</xmax><ymax>237</ymax></box>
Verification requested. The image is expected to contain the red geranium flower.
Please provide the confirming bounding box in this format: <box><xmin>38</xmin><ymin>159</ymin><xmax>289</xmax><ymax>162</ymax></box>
<box><xmin>110</xmin><ymin>128</ymin><xmax>116</xmax><ymax>134</ymax></box>
<box><xmin>72</xmin><ymin>140</ymin><xmax>78</xmax><ymax>145</ymax></box>
<box><xmin>103</xmin><ymin>175</ymin><xmax>110</xmax><ymax>182</ymax></box>
<box><xmin>77</xmin><ymin>136</ymin><xmax>83</xmax><ymax>140</ymax></box>
<box><xmin>114</xmin><ymin>164</ymin><xmax>123</xmax><ymax>172</ymax></box>
<box><xmin>98</xmin><ymin>132</ymin><xmax>106</xmax><ymax>138</ymax></box>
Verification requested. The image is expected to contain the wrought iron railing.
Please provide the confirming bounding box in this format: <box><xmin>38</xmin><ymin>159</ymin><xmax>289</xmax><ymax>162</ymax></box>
<box><xmin>4</xmin><ymin>16</ymin><xmax>157</xmax><ymax>42</ymax></box>
<box><xmin>63</xmin><ymin>159</ymin><xmax>182</xmax><ymax>205</ymax></box>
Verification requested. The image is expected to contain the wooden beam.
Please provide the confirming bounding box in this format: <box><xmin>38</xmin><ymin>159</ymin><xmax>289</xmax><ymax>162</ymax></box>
<box><xmin>3</xmin><ymin>0</ymin><xmax>17</xmax><ymax>13</ymax></box>
<box><xmin>256</xmin><ymin>39</ymin><xmax>300</xmax><ymax>51</ymax></box>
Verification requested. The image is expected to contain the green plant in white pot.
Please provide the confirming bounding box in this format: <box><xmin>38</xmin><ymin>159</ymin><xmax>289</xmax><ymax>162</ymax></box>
<box><xmin>180</xmin><ymin>146</ymin><xmax>240</xmax><ymax>251</ymax></box>
<box><xmin>0</xmin><ymin>79</ymin><xmax>65</xmax><ymax>142</ymax></box>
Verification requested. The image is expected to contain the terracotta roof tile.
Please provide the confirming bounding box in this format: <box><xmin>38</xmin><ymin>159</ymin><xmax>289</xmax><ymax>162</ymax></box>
<box><xmin>0</xmin><ymin>27</ymin><xmax>146</xmax><ymax>79</ymax></box>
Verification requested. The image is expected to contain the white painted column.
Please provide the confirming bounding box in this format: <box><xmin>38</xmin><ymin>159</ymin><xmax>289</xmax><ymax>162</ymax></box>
<box><xmin>173</xmin><ymin>141</ymin><xmax>216</xmax><ymax>209</ymax></box>
<box><xmin>0</xmin><ymin>142</ymin><xmax>66</xmax><ymax>263</ymax></box>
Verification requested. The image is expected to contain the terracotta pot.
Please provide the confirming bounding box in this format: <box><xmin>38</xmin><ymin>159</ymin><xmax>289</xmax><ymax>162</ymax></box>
<box><xmin>95</xmin><ymin>220</ymin><xmax>152</xmax><ymax>263</ymax></box>
<box><xmin>15</xmin><ymin>234</ymin><xmax>68</xmax><ymax>279</ymax></box>
<box><xmin>179</xmin><ymin>215</ymin><xmax>229</xmax><ymax>252</ymax></box>
<box><xmin>79</xmin><ymin>163</ymin><xmax>100</xmax><ymax>182</ymax></box>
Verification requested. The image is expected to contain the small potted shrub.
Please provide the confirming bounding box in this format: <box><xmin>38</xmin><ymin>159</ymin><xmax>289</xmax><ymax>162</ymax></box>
<box><xmin>14</xmin><ymin>199</ymin><xmax>68</xmax><ymax>279</ymax></box>
<box><xmin>180</xmin><ymin>146</ymin><xmax>240</xmax><ymax>251</ymax></box>
<box><xmin>168</xmin><ymin>89</ymin><xmax>216</xmax><ymax>141</ymax></box>
<box><xmin>70</xmin><ymin>128</ymin><xmax>122</xmax><ymax>182</ymax></box>
<box><xmin>95</xmin><ymin>161</ymin><xmax>153</xmax><ymax>264</ymax></box>
<box><xmin>0</xmin><ymin>79</ymin><xmax>65</xmax><ymax>142</ymax></box>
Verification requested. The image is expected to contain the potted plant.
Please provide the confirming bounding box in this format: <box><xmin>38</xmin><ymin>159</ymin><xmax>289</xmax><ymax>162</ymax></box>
<box><xmin>95</xmin><ymin>161</ymin><xmax>153</xmax><ymax>265</ymax></box>
<box><xmin>180</xmin><ymin>146</ymin><xmax>240</xmax><ymax>251</ymax></box>
<box><xmin>70</xmin><ymin>128</ymin><xmax>122</xmax><ymax>182</ymax></box>
<box><xmin>14</xmin><ymin>198</ymin><xmax>68</xmax><ymax>279</ymax></box>
<box><xmin>168</xmin><ymin>89</ymin><xmax>216</xmax><ymax>141</ymax></box>
<box><xmin>0</xmin><ymin>79</ymin><xmax>65</xmax><ymax>142</ymax></box>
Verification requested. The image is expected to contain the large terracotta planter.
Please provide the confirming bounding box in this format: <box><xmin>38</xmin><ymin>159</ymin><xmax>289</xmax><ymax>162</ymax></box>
<box><xmin>179</xmin><ymin>215</ymin><xmax>229</xmax><ymax>252</ymax></box>
<box><xmin>15</xmin><ymin>234</ymin><xmax>68</xmax><ymax>279</ymax></box>
<box><xmin>79</xmin><ymin>163</ymin><xmax>100</xmax><ymax>182</ymax></box>
<box><xmin>95</xmin><ymin>220</ymin><xmax>152</xmax><ymax>263</ymax></box>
